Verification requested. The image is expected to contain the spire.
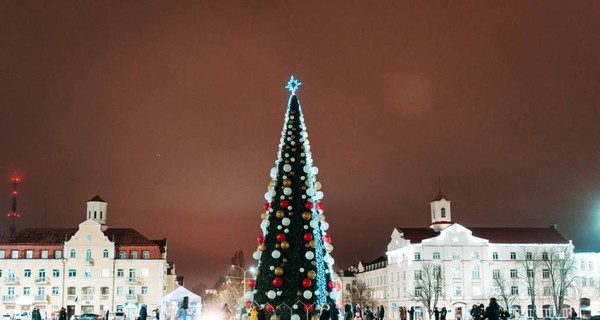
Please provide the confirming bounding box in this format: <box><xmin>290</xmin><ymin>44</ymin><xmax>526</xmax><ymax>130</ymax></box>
<box><xmin>430</xmin><ymin>178</ymin><xmax>452</xmax><ymax>232</ymax></box>
<box><xmin>7</xmin><ymin>176</ymin><xmax>21</xmax><ymax>235</ymax></box>
<box><xmin>252</xmin><ymin>76</ymin><xmax>338</xmax><ymax>319</ymax></box>
<box><xmin>433</xmin><ymin>176</ymin><xmax>448</xmax><ymax>201</ymax></box>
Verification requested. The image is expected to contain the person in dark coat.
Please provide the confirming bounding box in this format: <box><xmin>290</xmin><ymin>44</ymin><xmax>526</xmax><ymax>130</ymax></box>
<box><xmin>484</xmin><ymin>298</ymin><xmax>500</xmax><ymax>320</ymax></box>
<box><xmin>378</xmin><ymin>306</ymin><xmax>385</xmax><ymax>320</ymax></box>
<box><xmin>364</xmin><ymin>307</ymin><xmax>373</xmax><ymax>320</ymax></box>
<box><xmin>570</xmin><ymin>308</ymin><xmax>577</xmax><ymax>320</ymax></box>
<box><xmin>330</xmin><ymin>304</ymin><xmax>339</xmax><ymax>320</ymax></box>
<box><xmin>320</xmin><ymin>305</ymin><xmax>331</xmax><ymax>320</ymax></box>
<box><xmin>440</xmin><ymin>308</ymin><xmax>447</xmax><ymax>320</ymax></box>
<box><xmin>140</xmin><ymin>305</ymin><xmax>148</xmax><ymax>320</ymax></box>
<box><xmin>408</xmin><ymin>307</ymin><xmax>415</xmax><ymax>320</ymax></box>
<box><xmin>58</xmin><ymin>308</ymin><xmax>67</xmax><ymax>320</ymax></box>
<box><xmin>345</xmin><ymin>305</ymin><xmax>353</xmax><ymax>320</ymax></box>
<box><xmin>434</xmin><ymin>308</ymin><xmax>440</xmax><ymax>320</ymax></box>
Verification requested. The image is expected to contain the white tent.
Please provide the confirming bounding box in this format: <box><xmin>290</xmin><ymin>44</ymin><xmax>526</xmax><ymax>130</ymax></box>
<box><xmin>161</xmin><ymin>287</ymin><xmax>202</xmax><ymax>320</ymax></box>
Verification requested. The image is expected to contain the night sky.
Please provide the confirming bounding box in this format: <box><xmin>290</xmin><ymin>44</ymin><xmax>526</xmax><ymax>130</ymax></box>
<box><xmin>1</xmin><ymin>2</ymin><xmax>600</xmax><ymax>288</ymax></box>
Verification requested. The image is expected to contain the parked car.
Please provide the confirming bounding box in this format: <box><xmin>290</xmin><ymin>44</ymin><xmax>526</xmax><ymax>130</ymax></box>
<box><xmin>2</xmin><ymin>314</ymin><xmax>12</xmax><ymax>320</ymax></box>
<box><xmin>80</xmin><ymin>314</ymin><xmax>101</xmax><ymax>320</ymax></box>
<box><xmin>114</xmin><ymin>312</ymin><xmax>126</xmax><ymax>320</ymax></box>
<box><xmin>13</xmin><ymin>312</ymin><xmax>31</xmax><ymax>320</ymax></box>
<box><xmin>588</xmin><ymin>316</ymin><xmax>600</xmax><ymax>320</ymax></box>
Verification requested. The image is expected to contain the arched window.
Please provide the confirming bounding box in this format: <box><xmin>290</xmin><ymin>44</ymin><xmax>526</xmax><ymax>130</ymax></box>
<box><xmin>441</xmin><ymin>208</ymin><xmax>446</xmax><ymax>218</ymax></box>
<box><xmin>86</xmin><ymin>249</ymin><xmax>92</xmax><ymax>260</ymax></box>
<box><xmin>70</xmin><ymin>249</ymin><xmax>76</xmax><ymax>258</ymax></box>
<box><xmin>103</xmin><ymin>249</ymin><xmax>109</xmax><ymax>258</ymax></box>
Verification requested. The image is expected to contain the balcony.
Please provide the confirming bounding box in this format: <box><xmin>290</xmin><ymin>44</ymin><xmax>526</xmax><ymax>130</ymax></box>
<box><xmin>100</xmin><ymin>294</ymin><xmax>109</xmax><ymax>300</ymax></box>
<box><xmin>81</xmin><ymin>294</ymin><xmax>94</xmax><ymax>301</ymax></box>
<box><xmin>3</xmin><ymin>277</ymin><xmax>19</xmax><ymax>285</ymax></box>
<box><xmin>126</xmin><ymin>277</ymin><xmax>139</xmax><ymax>284</ymax></box>
<box><xmin>125</xmin><ymin>294</ymin><xmax>139</xmax><ymax>302</ymax></box>
<box><xmin>35</xmin><ymin>277</ymin><xmax>48</xmax><ymax>284</ymax></box>
<box><xmin>2</xmin><ymin>295</ymin><xmax>16</xmax><ymax>303</ymax></box>
<box><xmin>34</xmin><ymin>295</ymin><xmax>47</xmax><ymax>302</ymax></box>
<box><xmin>67</xmin><ymin>295</ymin><xmax>76</xmax><ymax>301</ymax></box>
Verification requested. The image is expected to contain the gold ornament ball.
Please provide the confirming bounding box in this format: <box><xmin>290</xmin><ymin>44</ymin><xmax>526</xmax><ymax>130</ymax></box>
<box><xmin>309</xmin><ymin>240</ymin><xmax>316</xmax><ymax>248</ymax></box>
<box><xmin>271</xmin><ymin>315</ymin><xmax>279</xmax><ymax>320</ymax></box>
<box><xmin>307</xmin><ymin>270</ymin><xmax>316</xmax><ymax>279</ymax></box>
<box><xmin>254</xmin><ymin>269</ymin><xmax>261</xmax><ymax>276</ymax></box>
<box><xmin>319</xmin><ymin>214</ymin><xmax>326</xmax><ymax>221</ymax></box>
<box><xmin>281</xmin><ymin>241</ymin><xmax>290</xmax><ymax>250</ymax></box>
<box><xmin>302</xmin><ymin>212</ymin><xmax>312</xmax><ymax>220</ymax></box>
<box><xmin>258</xmin><ymin>244</ymin><xmax>266</xmax><ymax>252</ymax></box>
<box><xmin>261</xmin><ymin>213</ymin><xmax>267</xmax><ymax>219</ymax></box>
<box><xmin>274</xmin><ymin>267</ymin><xmax>284</xmax><ymax>276</ymax></box>
<box><xmin>276</xmin><ymin>210</ymin><xmax>285</xmax><ymax>218</ymax></box>
<box><xmin>326</xmin><ymin>244</ymin><xmax>334</xmax><ymax>253</ymax></box>
<box><xmin>275</xmin><ymin>244</ymin><xmax>280</xmax><ymax>249</ymax></box>
<box><xmin>311</xmin><ymin>261</ymin><xmax>316</xmax><ymax>266</ymax></box>
<box><xmin>311</xmin><ymin>315</ymin><xmax>319</xmax><ymax>320</ymax></box>
<box><xmin>282</xmin><ymin>258</ymin><xmax>288</xmax><ymax>263</ymax></box>
<box><xmin>315</xmin><ymin>181</ymin><xmax>322</xmax><ymax>190</ymax></box>
<box><xmin>297</xmin><ymin>291</ymin><xmax>302</xmax><ymax>296</ymax></box>
<box><xmin>283</xmin><ymin>179</ymin><xmax>292</xmax><ymax>187</ymax></box>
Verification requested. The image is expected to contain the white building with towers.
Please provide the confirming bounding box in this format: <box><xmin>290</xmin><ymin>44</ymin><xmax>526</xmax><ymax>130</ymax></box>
<box><xmin>0</xmin><ymin>196</ymin><xmax>178</xmax><ymax>319</ymax></box>
<box><xmin>345</xmin><ymin>190</ymin><xmax>600</xmax><ymax>320</ymax></box>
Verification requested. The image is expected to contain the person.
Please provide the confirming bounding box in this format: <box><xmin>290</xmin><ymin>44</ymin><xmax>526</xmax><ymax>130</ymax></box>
<box><xmin>32</xmin><ymin>308</ymin><xmax>42</xmax><ymax>320</ymax></box>
<box><xmin>105</xmin><ymin>310</ymin><xmax>110</xmax><ymax>320</ymax></box>
<box><xmin>364</xmin><ymin>307</ymin><xmax>373</xmax><ymax>320</ymax></box>
<box><xmin>570</xmin><ymin>308</ymin><xmax>577</xmax><ymax>320</ymax></box>
<box><xmin>375</xmin><ymin>307</ymin><xmax>380</xmax><ymax>320</ymax></box>
<box><xmin>249</xmin><ymin>306</ymin><xmax>258</xmax><ymax>320</ymax></box>
<box><xmin>498</xmin><ymin>308</ymin><xmax>508</xmax><ymax>320</ymax></box>
<box><xmin>221</xmin><ymin>304</ymin><xmax>232</xmax><ymax>320</ymax></box>
<box><xmin>140</xmin><ymin>305</ymin><xmax>148</xmax><ymax>320</ymax></box>
<box><xmin>320</xmin><ymin>305</ymin><xmax>331</xmax><ymax>320</ymax></box>
<box><xmin>345</xmin><ymin>304</ymin><xmax>353</xmax><ymax>320</ymax></box>
<box><xmin>379</xmin><ymin>306</ymin><xmax>385</xmax><ymax>320</ymax></box>
<box><xmin>59</xmin><ymin>308</ymin><xmax>67</xmax><ymax>320</ymax></box>
<box><xmin>441</xmin><ymin>308</ymin><xmax>447</xmax><ymax>320</ymax></box>
<box><xmin>434</xmin><ymin>308</ymin><xmax>440</xmax><ymax>320</ymax></box>
<box><xmin>478</xmin><ymin>305</ymin><xmax>485</xmax><ymax>320</ymax></box>
<box><xmin>408</xmin><ymin>307</ymin><xmax>415</xmax><ymax>320</ymax></box>
<box><xmin>354</xmin><ymin>312</ymin><xmax>363</xmax><ymax>320</ymax></box>
<box><xmin>484</xmin><ymin>298</ymin><xmax>500</xmax><ymax>320</ymax></box>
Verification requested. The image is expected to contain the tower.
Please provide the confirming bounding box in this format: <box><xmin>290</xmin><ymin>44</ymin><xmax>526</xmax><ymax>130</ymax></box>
<box><xmin>86</xmin><ymin>195</ymin><xmax>108</xmax><ymax>229</ymax></box>
<box><xmin>251</xmin><ymin>76</ymin><xmax>339</xmax><ymax>320</ymax></box>
<box><xmin>429</xmin><ymin>182</ymin><xmax>452</xmax><ymax>232</ymax></box>
<box><xmin>7</xmin><ymin>176</ymin><xmax>21</xmax><ymax>235</ymax></box>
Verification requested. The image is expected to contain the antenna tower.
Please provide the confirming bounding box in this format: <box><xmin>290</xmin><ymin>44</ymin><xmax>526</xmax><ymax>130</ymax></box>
<box><xmin>7</xmin><ymin>176</ymin><xmax>21</xmax><ymax>235</ymax></box>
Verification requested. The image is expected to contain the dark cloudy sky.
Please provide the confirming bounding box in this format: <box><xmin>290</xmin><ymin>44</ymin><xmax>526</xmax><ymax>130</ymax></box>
<box><xmin>1</xmin><ymin>1</ymin><xmax>600</xmax><ymax>288</ymax></box>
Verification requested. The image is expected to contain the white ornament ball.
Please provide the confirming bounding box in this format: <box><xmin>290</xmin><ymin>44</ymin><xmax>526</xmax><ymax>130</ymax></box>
<box><xmin>293</xmin><ymin>305</ymin><xmax>299</xmax><ymax>310</ymax></box>
<box><xmin>315</xmin><ymin>191</ymin><xmax>324</xmax><ymax>200</ymax></box>
<box><xmin>329</xmin><ymin>291</ymin><xmax>338</xmax><ymax>299</ymax></box>
<box><xmin>306</xmin><ymin>188</ymin><xmax>315</xmax><ymax>196</ymax></box>
<box><xmin>303</xmin><ymin>225</ymin><xmax>309</xmax><ymax>229</ymax></box>
<box><xmin>291</xmin><ymin>314</ymin><xmax>300</xmax><ymax>320</ymax></box>
<box><xmin>276</xmin><ymin>291</ymin><xmax>282</xmax><ymax>296</ymax></box>
<box><xmin>284</xmin><ymin>187</ymin><xmax>292</xmax><ymax>195</ymax></box>
<box><xmin>283</xmin><ymin>164</ymin><xmax>292</xmax><ymax>172</ymax></box>
<box><xmin>300</xmin><ymin>268</ymin><xmax>305</xmax><ymax>272</ymax></box>
<box><xmin>270</xmin><ymin>266</ymin><xmax>275</xmax><ymax>270</ymax></box>
<box><xmin>267</xmin><ymin>290</ymin><xmax>276</xmax><ymax>299</ymax></box>
<box><xmin>253</xmin><ymin>251</ymin><xmax>262</xmax><ymax>260</ymax></box>
<box><xmin>264</xmin><ymin>192</ymin><xmax>272</xmax><ymax>201</ymax></box>
<box><xmin>303</xmin><ymin>290</ymin><xmax>312</xmax><ymax>299</ymax></box>
<box><xmin>261</xmin><ymin>220</ymin><xmax>270</xmax><ymax>229</ymax></box>
<box><xmin>310</xmin><ymin>220</ymin><xmax>318</xmax><ymax>228</ymax></box>
<box><xmin>270</xmin><ymin>167</ymin><xmax>278</xmax><ymax>178</ymax></box>
<box><xmin>272</xmin><ymin>250</ymin><xmax>281</xmax><ymax>259</ymax></box>
<box><xmin>277</xmin><ymin>225</ymin><xmax>282</xmax><ymax>230</ymax></box>
<box><xmin>303</xmin><ymin>165</ymin><xmax>311</xmax><ymax>173</ymax></box>
<box><xmin>305</xmin><ymin>251</ymin><xmax>315</xmax><ymax>260</ymax></box>
<box><xmin>321</xmin><ymin>221</ymin><xmax>330</xmax><ymax>231</ymax></box>
<box><xmin>311</xmin><ymin>167</ymin><xmax>319</xmax><ymax>175</ymax></box>
<box><xmin>282</xmin><ymin>217</ymin><xmax>291</xmax><ymax>226</ymax></box>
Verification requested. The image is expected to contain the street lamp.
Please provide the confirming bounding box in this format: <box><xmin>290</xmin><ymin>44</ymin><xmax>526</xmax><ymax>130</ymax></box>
<box><xmin>230</xmin><ymin>265</ymin><xmax>255</xmax><ymax>300</ymax></box>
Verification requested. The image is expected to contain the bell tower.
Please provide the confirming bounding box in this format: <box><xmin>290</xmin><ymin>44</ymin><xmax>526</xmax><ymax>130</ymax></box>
<box><xmin>86</xmin><ymin>195</ymin><xmax>107</xmax><ymax>229</ymax></box>
<box><xmin>429</xmin><ymin>180</ymin><xmax>452</xmax><ymax>232</ymax></box>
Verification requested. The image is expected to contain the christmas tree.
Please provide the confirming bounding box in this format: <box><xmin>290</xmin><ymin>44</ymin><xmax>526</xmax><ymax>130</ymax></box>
<box><xmin>248</xmin><ymin>76</ymin><xmax>339</xmax><ymax>320</ymax></box>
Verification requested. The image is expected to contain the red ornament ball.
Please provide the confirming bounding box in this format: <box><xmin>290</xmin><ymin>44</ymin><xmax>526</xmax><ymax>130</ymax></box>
<box><xmin>305</xmin><ymin>201</ymin><xmax>313</xmax><ymax>210</ymax></box>
<box><xmin>303</xmin><ymin>305</ymin><xmax>313</xmax><ymax>313</ymax></box>
<box><xmin>257</xmin><ymin>235</ymin><xmax>265</xmax><ymax>244</ymax></box>
<box><xmin>280</xmin><ymin>200</ymin><xmax>289</xmax><ymax>208</ymax></box>
<box><xmin>327</xmin><ymin>281</ymin><xmax>336</xmax><ymax>289</ymax></box>
<box><xmin>276</xmin><ymin>233</ymin><xmax>286</xmax><ymax>242</ymax></box>
<box><xmin>264</xmin><ymin>202</ymin><xmax>270</xmax><ymax>211</ymax></box>
<box><xmin>303</xmin><ymin>233</ymin><xmax>313</xmax><ymax>242</ymax></box>
<box><xmin>316</xmin><ymin>201</ymin><xmax>324</xmax><ymax>211</ymax></box>
<box><xmin>247</xmin><ymin>279</ymin><xmax>256</xmax><ymax>288</ymax></box>
<box><xmin>245</xmin><ymin>301</ymin><xmax>252</xmax><ymax>308</ymax></box>
<box><xmin>322</xmin><ymin>234</ymin><xmax>331</xmax><ymax>244</ymax></box>
<box><xmin>302</xmin><ymin>278</ymin><xmax>312</xmax><ymax>288</ymax></box>
<box><xmin>266</xmin><ymin>304</ymin><xmax>274</xmax><ymax>313</ymax></box>
<box><xmin>273</xmin><ymin>277</ymin><xmax>283</xmax><ymax>287</ymax></box>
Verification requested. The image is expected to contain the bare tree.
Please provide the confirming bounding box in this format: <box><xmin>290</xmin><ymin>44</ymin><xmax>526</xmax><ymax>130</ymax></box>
<box><xmin>542</xmin><ymin>247</ymin><xmax>578</xmax><ymax>317</ymax></box>
<box><xmin>344</xmin><ymin>280</ymin><xmax>377</xmax><ymax>309</ymax></box>
<box><xmin>410</xmin><ymin>263</ymin><xmax>444</xmax><ymax>320</ymax></box>
<box><xmin>519</xmin><ymin>249</ymin><xmax>542</xmax><ymax>320</ymax></box>
<box><xmin>493</xmin><ymin>273</ymin><xmax>518</xmax><ymax>310</ymax></box>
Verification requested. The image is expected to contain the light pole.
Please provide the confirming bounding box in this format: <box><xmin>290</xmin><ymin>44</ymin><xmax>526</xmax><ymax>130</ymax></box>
<box><xmin>230</xmin><ymin>265</ymin><xmax>255</xmax><ymax>301</ymax></box>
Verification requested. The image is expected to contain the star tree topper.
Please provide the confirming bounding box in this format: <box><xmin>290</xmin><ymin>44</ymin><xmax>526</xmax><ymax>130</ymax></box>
<box><xmin>285</xmin><ymin>75</ymin><xmax>301</xmax><ymax>94</ymax></box>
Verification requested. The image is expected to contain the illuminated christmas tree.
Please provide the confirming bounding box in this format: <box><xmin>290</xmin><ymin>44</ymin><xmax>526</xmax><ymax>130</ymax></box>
<box><xmin>248</xmin><ymin>76</ymin><xmax>339</xmax><ymax>320</ymax></box>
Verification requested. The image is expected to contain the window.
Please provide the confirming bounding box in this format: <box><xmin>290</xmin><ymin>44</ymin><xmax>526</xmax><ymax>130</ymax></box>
<box><xmin>452</xmin><ymin>252</ymin><xmax>460</xmax><ymax>260</ymax></box>
<box><xmin>128</xmin><ymin>269</ymin><xmax>136</xmax><ymax>281</ymax></box>
<box><xmin>543</xmin><ymin>269</ymin><xmax>550</xmax><ymax>278</ymax></box>
<box><xmin>142</xmin><ymin>251</ymin><xmax>150</xmax><ymax>259</ymax></box>
<box><xmin>526</xmin><ymin>252</ymin><xmax>533</xmax><ymax>260</ymax></box>
<box><xmin>492</xmin><ymin>252</ymin><xmax>499</xmax><ymax>260</ymax></box>
<box><xmin>510</xmin><ymin>252</ymin><xmax>517</xmax><ymax>260</ymax></box>
<box><xmin>37</xmin><ymin>287</ymin><xmax>45</xmax><ymax>296</ymax></box>
<box><xmin>542</xmin><ymin>252</ymin><xmax>548</xmax><ymax>260</ymax></box>
<box><xmin>0</xmin><ymin>250</ymin><xmax>4</xmax><ymax>258</ymax></box>
<box><xmin>433</xmin><ymin>252</ymin><xmax>441</xmax><ymax>260</ymax></box>
<box><xmin>527</xmin><ymin>287</ymin><xmax>534</xmax><ymax>296</ymax></box>
<box><xmin>55</xmin><ymin>250</ymin><xmax>62</xmax><ymax>259</ymax></box>
<box><xmin>24</xmin><ymin>269</ymin><xmax>32</xmax><ymax>277</ymax></box>
<box><xmin>102</xmin><ymin>269</ymin><xmax>110</xmax><ymax>278</ymax></box>
<box><xmin>23</xmin><ymin>287</ymin><xmax>30</xmax><ymax>295</ymax></box>
<box><xmin>590</xmin><ymin>278</ymin><xmax>595</xmax><ymax>286</ymax></box>
<box><xmin>414</xmin><ymin>252</ymin><xmax>421</xmax><ymax>260</ymax></box>
<box><xmin>130</xmin><ymin>251</ymin><xmax>138</xmax><ymax>259</ymax></box>
<box><xmin>510</xmin><ymin>269</ymin><xmax>518</xmax><ymax>279</ymax></box>
<box><xmin>511</xmin><ymin>286</ymin><xmax>519</xmax><ymax>295</ymax></box>
<box><xmin>41</xmin><ymin>250</ymin><xmax>49</xmax><ymax>259</ymax></box>
<box><xmin>472</xmin><ymin>265</ymin><xmax>480</xmax><ymax>279</ymax></box>
<box><xmin>7</xmin><ymin>287</ymin><xmax>15</xmax><ymax>296</ymax></box>
<box><xmin>70</xmin><ymin>249</ymin><xmax>76</xmax><ymax>258</ymax></box>
<box><xmin>86</xmin><ymin>234</ymin><xmax>92</xmax><ymax>241</ymax></box>
<box><xmin>589</xmin><ymin>261</ymin><xmax>593</xmax><ymax>270</ymax></box>
<box><xmin>86</xmin><ymin>249</ymin><xmax>92</xmax><ymax>260</ymax></box>
<box><xmin>8</xmin><ymin>268</ymin><xmax>16</xmax><ymax>280</ymax></box>
<box><xmin>492</xmin><ymin>269</ymin><xmax>500</xmax><ymax>279</ymax></box>
<box><xmin>117</xmin><ymin>269</ymin><xmax>124</xmax><ymax>277</ymax></box>
<box><xmin>84</xmin><ymin>269</ymin><xmax>93</xmax><ymax>278</ymax></box>
<box><xmin>103</xmin><ymin>249</ymin><xmax>109</xmax><ymax>258</ymax></box>
<box><xmin>53</xmin><ymin>269</ymin><xmax>60</xmax><ymax>277</ymax></box>
<box><xmin>581</xmin><ymin>261</ymin><xmax>586</xmax><ymax>270</ymax></box>
<box><xmin>441</xmin><ymin>208</ymin><xmax>446</xmax><ymax>218</ymax></box>
<box><xmin>128</xmin><ymin>286</ymin><xmax>135</xmax><ymax>295</ymax></box>
<box><xmin>12</xmin><ymin>250</ymin><xmax>19</xmax><ymax>259</ymax></box>
<box><xmin>415</xmin><ymin>287</ymin><xmax>422</xmax><ymax>295</ymax></box>
<box><xmin>26</xmin><ymin>250</ymin><xmax>33</xmax><ymax>259</ymax></box>
<box><xmin>68</xmin><ymin>269</ymin><xmax>76</xmax><ymax>278</ymax></box>
<box><xmin>116</xmin><ymin>287</ymin><xmax>123</xmax><ymax>295</ymax></box>
<box><xmin>38</xmin><ymin>269</ymin><xmax>46</xmax><ymax>280</ymax></box>
<box><xmin>471</xmin><ymin>252</ymin><xmax>480</xmax><ymax>260</ymax></box>
<box><xmin>141</xmin><ymin>286</ymin><xmax>148</xmax><ymax>295</ymax></box>
<box><xmin>543</xmin><ymin>287</ymin><xmax>551</xmax><ymax>296</ymax></box>
<box><xmin>527</xmin><ymin>269</ymin><xmax>534</xmax><ymax>278</ymax></box>
<box><xmin>453</xmin><ymin>266</ymin><xmax>461</xmax><ymax>278</ymax></box>
<box><xmin>52</xmin><ymin>287</ymin><xmax>59</xmax><ymax>296</ymax></box>
<box><xmin>582</xmin><ymin>278</ymin><xmax>587</xmax><ymax>286</ymax></box>
<box><xmin>119</xmin><ymin>251</ymin><xmax>126</xmax><ymax>259</ymax></box>
<box><xmin>141</xmin><ymin>268</ymin><xmax>149</xmax><ymax>277</ymax></box>
<box><xmin>454</xmin><ymin>286</ymin><xmax>461</xmax><ymax>296</ymax></box>
<box><xmin>414</xmin><ymin>270</ymin><xmax>422</xmax><ymax>280</ymax></box>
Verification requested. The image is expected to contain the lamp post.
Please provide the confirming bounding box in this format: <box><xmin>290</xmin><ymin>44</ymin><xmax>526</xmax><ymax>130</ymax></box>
<box><xmin>230</xmin><ymin>265</ymin><xmax>255</xmax><ymax>301</ymax></box>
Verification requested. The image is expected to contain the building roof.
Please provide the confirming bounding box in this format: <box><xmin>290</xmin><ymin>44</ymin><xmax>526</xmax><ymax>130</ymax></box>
<box><xmin>88</xmin><ymin>195</ymin><xmax>105</xmax><ymax>202</ymax></box>
<box><xmin>432</xmin><ymin>192</ymin><xmax>448</xmax><ymax>201</ymax></box>
<box><xmin>396</xmin><ymin>225</ymin><xmax>570</xmax><ymax>244</ymax></box>
<box><xmin>0</xmin><ymin>227</ymin><xmax>158</xmax><ymax>246</ymax></box>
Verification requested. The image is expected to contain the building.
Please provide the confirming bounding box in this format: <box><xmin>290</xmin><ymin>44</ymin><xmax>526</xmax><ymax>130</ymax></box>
<box><xmin>0</xmin><ymin>196</ymin><xmax>178</xmax><ymax>319</ymax></box>
<box><xmin>347</xmin><ymin>191</ymin><xmax>600</xmax><ymax>320</ymax></box>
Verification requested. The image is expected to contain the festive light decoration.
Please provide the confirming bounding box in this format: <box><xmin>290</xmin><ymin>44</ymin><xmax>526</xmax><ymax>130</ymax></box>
<box><xmin>285</xmin><ymin>76</ymin><xmax>302</xmax><ymax>95</ymax></box>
